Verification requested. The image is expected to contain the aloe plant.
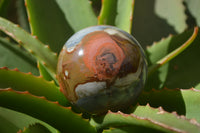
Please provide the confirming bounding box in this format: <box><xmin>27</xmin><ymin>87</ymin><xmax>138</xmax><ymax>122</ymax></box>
<box><xmin>0</xmin><ymin>0</ymin><xmax>200</xmax><ymax>132</ymax></box>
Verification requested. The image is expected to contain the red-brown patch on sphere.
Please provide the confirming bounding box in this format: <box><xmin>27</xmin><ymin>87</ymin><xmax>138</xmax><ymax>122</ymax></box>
<box><xmin>82</xmin><ymin>31</ymin><xmax>125</xmax><ymax>80</ymax></box>
<box><xmin>57</xmin><ymin>29</ymin><xmax>142</xmax><ymax>104</ymax></box>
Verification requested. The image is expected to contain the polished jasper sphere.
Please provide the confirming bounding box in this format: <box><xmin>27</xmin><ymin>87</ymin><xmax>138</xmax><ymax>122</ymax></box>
<box><xmin>57</xmin><ymin>26</ymin><xmax>147</xmax><ymax>114</ymax></box>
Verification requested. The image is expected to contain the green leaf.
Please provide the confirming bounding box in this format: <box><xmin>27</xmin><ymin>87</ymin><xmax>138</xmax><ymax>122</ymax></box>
<box><xmin>115</xmin><ymin>0</ymin><xmax>134</xmax><ymax>33</ymax></box>
<box><xmin>98</xmin><ymin>0</ymin><xmax>134</xmax><ymax>33</ymax></box>
<box><xmin>184</xmin><ymin>0</ymin><xmax>200</xmax><ymax>27</ymax></box>
<box><xmin>91</xmin><ymin>105</ymin><xmax>200</xmax><ymax>133</ymax></box>
<box><xmin>146</xmin><ymin>28</ymin><xmax>200</xmax><ymax>90</ymax></box>
<box><xmin>19</xmin><ymin>123</ymin><xmax>51</xmax><ymax>133</ymax></box>
<box><xmin>25</xmin><ymin>0</ymin><xmax>97</xmax><ymax>53</ymax></box>
<box><xmin>0</xmin><ymin>37</ymin><xmax>39</xmax><ymax>75</ymax></box>
<box><xmin>37</xmin><ymin>61</ymin><xmax>59</xmax><ymax>86</ymax></box>
<box><xmin>0</xmin><ymin>107</ymin><xmax>58</xmax><ymax>133</ymax></box>
<box><xmin>0</xmin><ymin>89</ymin><xmax>96</xmax><ymax>133</ymax></box>
<box><xmin>38</xmin><ymin>62</ymin><xmax>55</xmax><ymax>82</ymax></box>
<box><xmin>148</xmin><ymin>27</ymin><xmax>198</xmax><ymax>76</ymax></box>
<box><xmin>0</xmin><ymin>109</ymin><xmax>19</xmax><ymax>133</ymax></box>
<box><xmin>16</xmin><ymin>0</ymin><xmax>30</xmax><ymax>32</ymax></box>
<box><xmin>132</xmin><ymin>0</ymin><xmax>177</xmax><ymax>47</ymax></box>
<box><xmin>98</xmin><ymin>0</ymin><xmax>117</xmax><ymax>25</ymax></box>
<box><xmin>56</xmin><ymin>0</ymin><xmax>97</xmax><ymax>32</ymax></box>
<box><xmin>25</xmin><ymin>0</ymin><xmax>73</xmax><ymax>53</ymax></box>
<box><xmin>0</xmin><ymin>0</ymin><xmax>12</xmax><ymax>17</ymax></box>
<box><xmin>0</xmin><ymin>17</ymin><xmax>58</xmax><ymax>75</ymax></box>
<box><xmin>89</xmin><ymin>0</ymin><xmax>101</xmax><ymax>16</ymax></box>
<box><xmin>103</xmin><ymin>126</ymin><xmax>162</xmax><ymax>133</ymax></box>
<box><xmin>138</xmin><ymin>88</ymin><xmax>200</xmax><ymax>123</ymax></box>
<box><xmin>195</xmin><ymin>83</ymin><xmax>200</xmax><ymax>90</ymax></box>
<box><xmin>133</xmin><ymin>105</ymin><xmax>200</xmax><ymax>132</ymax></box>
<box><xmin>0</xmin><ymin>68</ymin><xmax>68</xmax><ymax>106</ymax></box>
<box><xmin>154</xmin><ymin>0</ymin><xmax>187</xmax><ymax>33</ymax></box>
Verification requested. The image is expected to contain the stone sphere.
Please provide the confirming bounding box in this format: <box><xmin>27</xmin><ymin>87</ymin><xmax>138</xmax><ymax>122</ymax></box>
<box><xmin>57</xmin><ymin>26</ymin><xmax>147</xmax><ymax>114</ymax></box>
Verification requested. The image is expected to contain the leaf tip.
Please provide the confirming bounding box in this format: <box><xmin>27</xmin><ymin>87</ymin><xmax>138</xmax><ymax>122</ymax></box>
<box><xmin>24</xmin><ymin>1</ymin><xmax>27</xmax><ymax>7</ymax></box>
<box><xmin>53</xmin><ymin>52</ymin><xmax>58</xmax><ymax>57</ymax></box>
<box><xmin>190</xmin><ymin>119</ymin><xmax>200</xmax><ymax>126</ymax></box>
<box><xmin>157</xmin><ymin>106</ymin><xmax>165</xmax><ymax>114</ymax></box>
<box><xmin>107</xmin><ymin>110</ymin><xmax>113</xmax><ymax>114</ymax></box>
<box><xmin>194</xmin><ymin>26</ymin><xmax>199</xmax><ymax>35</ymax></box>
<box><xmin>97</xmin><ymin>16</ymin><xmax>101</xmax><ymax>21</ymax></box>
<box><xmin>28</xmin><ymin>17</ymin><xmax>31</xmax><ymax>23</ymax></box>
<box><xmin>52</xmin><ymin>101</ymin><xmax>59</xmax><ymax>104</ymax></box>
<box><xmin>66</xmin><ymin>106</ymin><xmax>72</xmax><ymax>110</ymax></box>
<box><xmin>27</xmin><ymin>71</ymin><xmax>33</xmax><ymax>75</ymax></box>
<box><xmin>13</xmin><ymin>68</ymin><xmax>20</xmax><ymax>71</ymax></box>
<box><xmin>146</xmin><ymin>103</ymin><xmax>150</xmax><ymax>107</ymax></box>
<box><xmin>171</xmin><ymin>111</ymin><xmax>178</xmax><ymax>116</ymax></box>
<box><xmin>188</xmin><ymin>88</ymin><xmax>200</xmax><ymax>92</ymax></box>
<box><xmin>33</xmin><ymin>35</ymin><xmax>38</xmax><ymax>39</ymax></box>
<box><xmin>5</xmin><ymin>88</ymin><xmax>13</xmax><ymax>91</ymax></box>
<box><xmin>0</xmin><ymin>66</ymin><xmax>9</xmax><ymax>70</ymax></box>
<box><xmin>44</xmin><ymin>45</ymin><xmax>50</xmax><ymax>49</ymax></box>
<box><xmin>17</xmin><ymin>129</ymin><xmax>23</xmax><ymax>133</ymax></box>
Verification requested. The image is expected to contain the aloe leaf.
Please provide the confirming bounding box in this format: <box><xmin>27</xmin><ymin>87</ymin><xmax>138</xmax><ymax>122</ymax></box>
<box><xmin>0</xmin><ymin>89</ymin><xmax>96</xmax><ymax>133</ymax></box>
<box><xmin>38</xmin><ymin>61</ymin><xmax>55</xmax><ymax>82</ymax></box>
<box><xmin>25</xmin><ymin>0</ymin><xmax>73</xmax><ymax>53</ymax></box>
<box><xmin>0</xmin><ymin>37</ymin><xmax>39</xmax><ymax>75</ymax></box>
<box><xmin>25</xmin><ymin>0</ymin><xmax>97</xmax><ymax>53</ymax></box>
<box><xmin>0</xmin><ymin>68</ymin><xmax>68</xmax><ymax>106</ymax></box>
<box><xmin>195</xmin><ymin>83</ymin><xmax>200</xmax><ymax>90</ymax></box>
<box><xmin>0</xmin><ymin>17</ymin><xmax>58</xmax><ymax>75</ymax></box>
<box><xmin>55</xmin><ymin>0</ymin><xmax>97</xmax><ymax>32</ymax></box>
<box><xmin>0</xmin><ymin>107</ymin><xmax>58</xmax><ymax>133</ymax></box>
<box><xmin>132</xmin><ymin>0</ymin><xmax>177</xmax><ymax>47</ymax></box>
<box><xmin>98</xmin><ymin>0</ymin><xmax>134</xmax><ymax>33</ymax></box>
<box><xmin>90</xmin><ymin>0</ymin><xmax>101</xmax><ymax>16</ymax></box>
<box><xmin>115</xmin><ymin>0</ymin><xmax>134</xmax><ymax>33</ymax></box>
<box><xmin>16</xmin><ymin>0</ymin><xmax>30</xmax><ymax>32</ymax></box>
<box><xmin>91</xmin><ymin>105</ymin><xmax>200</xmax><ymax>133</ymax></box>
<box><xmin>138</xmin><ymin>88</ymin><xmax>200</xmax><ymax>123</ymax></box>
<box><xmin>146</xmin><ymin>28</ymin><xmax>200</xmax><ymax>90</ymax></box>
<box><xmin>37</xmin><ymin>61</ymin><xmax>59</xmax><ymax>85</ymax></box>
<box><xmin>0</xmin><ymin>0</ymin><xmax>12</xmax><ymax>17</ymax></box>
<box><xmin>98</xmin><ymin>0</ymin><xmax>117</xmax><ymax>25</ymax></box>
<box><xmin>133</xmin><ymin>105</ymin><xmax>200</xmax><ymax>132</ymax></box>
<box><xmin>0</xmin><ymin>110</ymin><xmax>19</xmax><ymax>133</ymax></box>
<box><xmin>103</xmin><ymin>126</ymin><xmax>162</xmax><ymax>133</ymax></box>
<box><xmin>19</xmin><ymin>123</ymin><xmax>51</xmax><ymax>133</ymax></box>
<box><xmin>155</xmin><ymin>0</ymin><xmax>187</xmax><ymax>33</ymax></box>
<box><xmin>184</xmin><ymin>0</ymin><xmax>200</xmax><ymax>27</ymax></box>
<box><xmin>148</xmin><ymin>27</ymin><xmax>198</xmax><ymax>76</ymax></box>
